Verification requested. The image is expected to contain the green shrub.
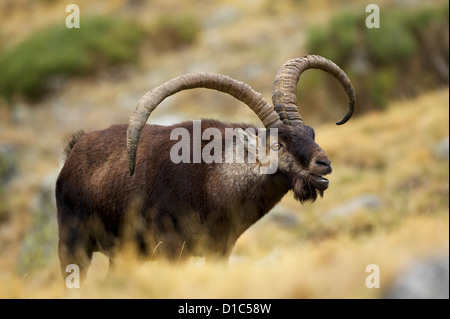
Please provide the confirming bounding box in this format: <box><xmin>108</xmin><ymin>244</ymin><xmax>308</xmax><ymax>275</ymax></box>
<box><xmin>0</xmin><ymin>16</ymin><xmax>144</xmax><ymax>101</ymax></box>
<box><xmin>404</xmin><ymin>2</ymin><xmax>449</xmax><ymax>32</ymax></box>
<box><xmin>367</xmin><ymin>68</ymin><xmax>397</xmax><ymax>109</ymax></box>
<box><xmin>307</xmin><ymin>10</ymin><xmax>364</xmax><ymax>66</ymax></box>
<box><xmin>305</xmin><ymin>1</ymin><xmax>448</xmax><ymax>114</ymax></box>
<box><xmin>365</xmin><ymin>14</ymin><xmax>417</xmax><ymax>65</ymax></box>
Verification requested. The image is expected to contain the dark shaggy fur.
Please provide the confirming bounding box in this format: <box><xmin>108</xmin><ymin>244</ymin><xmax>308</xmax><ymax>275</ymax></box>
<box><xmin>56</xmin><ymin>120</ymin><xmax>332</xmax><ymax>280</ymax></box>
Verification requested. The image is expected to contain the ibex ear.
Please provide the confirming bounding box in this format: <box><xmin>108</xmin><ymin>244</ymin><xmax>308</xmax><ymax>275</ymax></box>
<box><xmin>237</xmin><ymin>128</ymin><xmax>258</xmax><ymax>155</ymax></box>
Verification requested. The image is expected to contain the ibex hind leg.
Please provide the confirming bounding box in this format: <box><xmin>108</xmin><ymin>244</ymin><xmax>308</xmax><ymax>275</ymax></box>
<box><xmin>58</xmin><ymin>220</ymin><xmax>94</xmax><ymax>284</ymax></box>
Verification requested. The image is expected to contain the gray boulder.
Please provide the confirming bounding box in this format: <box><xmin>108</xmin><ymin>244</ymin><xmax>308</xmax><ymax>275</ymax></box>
<box><xmin>0</xmin><ymin>142</ymin><xmax>18</xmax><ymax>183</ymax></box>
<box><xmin>323</xmin><ymin>194</ymin><xmax>383</xmax><ymax>220</ymax></box>
<box><xmin>267</xmin><ymin>205</ymin><xmax>300</xmax><ymax>228</ymax></box>
<box><xmin>17</xmin><ymin>171</ymin><xmax>59</xmax><ymax>275</ymax></box>
<box><xmin>385</xmin><ymin>252</ymin><xmax>449</xmax><ymax>299</ymax></box>
<box><xmin>433</xmin><ymin>137</ymin><xmax>449</xmax><ymax>160</ymax></box>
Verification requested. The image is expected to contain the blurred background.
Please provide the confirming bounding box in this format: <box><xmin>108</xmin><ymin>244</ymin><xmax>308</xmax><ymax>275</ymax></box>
<box><xmin>0</xmin><ymin>0</ymin><xmax>448</xmax><ymax>298</ymax></box>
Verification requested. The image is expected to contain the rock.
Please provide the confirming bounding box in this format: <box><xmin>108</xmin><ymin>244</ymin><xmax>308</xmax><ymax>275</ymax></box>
<box><xmin>17</xmin><ymin>171</ymin><xmax>59</xmax><ymax>275</ymax></box>
<box><xmin>149</xmin><ymin>114</ymin><xmax>187</xmax><ymax>126</ymax></box>
<box><xmin>11</xmin><ymin>102</ymin><xmax>30</xmax><ymax>125</ymax></box>
<box><xmin>239</xmin><ymin>63</ymin><xmax>265</xmax><ymax>82</ymax></box>
<box><xmin>228</xmin><ymin>254</ymin><xmax>246</xmax><ymax>265</ymax></box>
<box><xmin>268</xmin><ymin>205</ymin><xmax>300</xmax><ymax>228</ymax></box>
<box><xmin>433</xmin><ymin>137</ymin><xmax>449</xmax><ymax>160</ymax></box>
<box><xmin>385</xmin><ymin>252</ymin><xmax>449</xmax><ymax>299</ymax></box>
<box><xmin>256</xmin><ymin>249</ymin><xmax>282</xmax><ymax>266</ymax></box>
<box><xmin>0</xmin><ymin>142</ymin><xmax>18</xmax><ymax>183</ymax></box>
<box><xmin>184</xmin><ymin>60</ymin><xmax>219</xmax><ymax>74</ymax></box>
<box><xmin>203</xmin><ymin>6</ymin><xmax>241</xmax><ymax>28</ymax></box>
<box><xmin>0</xmin><ymin>142</ymin><xmax>17</xmax><ymax>224</ymax></box>
<box><xmin>123</xmin><ymin>0</ymin><xmax>145</xmax><ymax>11</ymax></box>
<box><xmin>323</xmin><ymin>194</ymin><xmax>382</xmax><ymax>219</ymax></box>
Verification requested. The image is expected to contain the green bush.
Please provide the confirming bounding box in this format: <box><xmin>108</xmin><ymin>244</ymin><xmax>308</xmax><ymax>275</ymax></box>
<box><xmin>365</xmin><ymin>17</ymin><xmax>417</xmax><ymax>65</ymax></box>
<box><xmin>307</xmin><ymin>10</ymin><xmax>364</xmax><ymax>66</ymax></box>
<box><xmin>0</xmin><ymin>16</ymin><xmax>144</xmax><ymax>101</ymax></box>
<box><xmin>367</xmin><ymin>68</ymin><xmax>397</xmax><ymax>109</ymax></box>
<box><xmin>404</xmin><ymin>3</ymin><xmax>449</xmax><ymax>32</ymax></box>
<box><xmin>305</xmin><ymin>1</ymin><xmax>449</xmax><ymax>114</ymax></box>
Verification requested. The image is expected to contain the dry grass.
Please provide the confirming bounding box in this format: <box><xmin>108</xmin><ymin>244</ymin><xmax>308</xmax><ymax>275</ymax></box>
<box><xmin>2</xmin><ymin>214</ymin><xmax>447</xmax><ymax>299</ymax></box>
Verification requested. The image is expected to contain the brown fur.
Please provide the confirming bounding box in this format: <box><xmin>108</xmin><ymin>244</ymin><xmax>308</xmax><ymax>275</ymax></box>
<box><xmin>56</xmin><ymin>120</ymin><xmax>332</xmax><ymax>280</ymax></box>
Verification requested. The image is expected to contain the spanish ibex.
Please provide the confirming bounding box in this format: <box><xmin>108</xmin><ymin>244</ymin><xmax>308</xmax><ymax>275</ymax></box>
<box><xmin>56</xmin><ymin>55</ymin><xmax>355</xmax><ymax>279</ymax></box>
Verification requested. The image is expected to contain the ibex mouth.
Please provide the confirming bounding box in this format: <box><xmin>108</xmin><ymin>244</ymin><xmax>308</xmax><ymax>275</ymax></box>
<box><xmin>310</xmin><ymin>174</ymin><xmax>329</xmax><ymax>190</ymax></box>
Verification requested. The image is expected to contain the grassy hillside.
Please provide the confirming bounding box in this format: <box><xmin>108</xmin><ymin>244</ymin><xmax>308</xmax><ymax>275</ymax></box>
<box><xmin>0</xmin><ymin>88</ymin><xmax>447</xmax><ymax>299</ymax></box>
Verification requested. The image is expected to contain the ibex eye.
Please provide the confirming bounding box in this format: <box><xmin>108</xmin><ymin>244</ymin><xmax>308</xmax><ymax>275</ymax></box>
<box><xmin>271</xmin><ymin>143</ymin><xmax>282</xmax><ymax>151</ymax></box>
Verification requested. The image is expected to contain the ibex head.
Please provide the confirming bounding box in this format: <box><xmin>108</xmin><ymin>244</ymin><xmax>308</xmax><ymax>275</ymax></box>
<box><xmin>126</xmin><ymin>55</ymin><xmax>355</xmax><ymax>202</ymax></box>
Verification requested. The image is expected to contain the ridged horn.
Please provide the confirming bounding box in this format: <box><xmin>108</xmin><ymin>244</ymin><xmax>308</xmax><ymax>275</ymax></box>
<box><xmin>272</xmin><ymin>55</ymin><xmax>356</xmax><ymax>126</ymax></box>
<box><xmin>127</xmin><ymin>72</ymin><xmax>283</xmax><ymax>175</ymax></box>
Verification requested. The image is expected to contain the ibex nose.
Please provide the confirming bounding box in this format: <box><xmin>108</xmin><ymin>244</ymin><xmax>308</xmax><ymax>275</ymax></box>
<box><xmin>313</xmin><ymin>154</ymin><xmax>332</xmax><ymax>175</ymax></box>
<box><xmin>315</xmin><ymin>158</ymin><xmax>331</xmax><ymax>167</ymax></box>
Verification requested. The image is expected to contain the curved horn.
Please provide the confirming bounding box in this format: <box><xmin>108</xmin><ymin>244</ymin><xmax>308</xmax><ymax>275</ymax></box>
<box><xmin>127</xmin><ymin>72</ymin><xmax>283</xmax><ymax>175</ymax></box>
<box><xmin>272</xmin><ymin>55</ymin><xmax>356</xmax><ymax>126</ymax></box>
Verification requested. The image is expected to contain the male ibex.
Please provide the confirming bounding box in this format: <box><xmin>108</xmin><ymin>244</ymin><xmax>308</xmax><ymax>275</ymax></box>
<box><xmin>56</xmin><ymin>55</ymin><xmax>355</xmax><ymax>280</ymax></box>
